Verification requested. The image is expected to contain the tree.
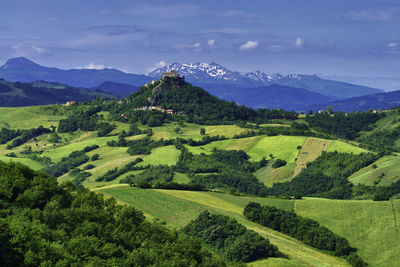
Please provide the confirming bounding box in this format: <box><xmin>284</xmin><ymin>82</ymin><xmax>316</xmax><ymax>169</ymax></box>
<box><xmin>327</xmin><ymin>106</ymin><xmax>333</xmax><ymax>114</ymax></box>
<box><xmin>200</xmin><ymin>128</ymin><xmax>206</xmax><ymax>135</ymax></box>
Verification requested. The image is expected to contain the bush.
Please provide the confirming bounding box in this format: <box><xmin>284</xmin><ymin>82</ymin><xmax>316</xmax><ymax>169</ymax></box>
<box><xmin>272</xmin><ymin>159</ymin><xmax>287</xmax><ymax>168</ymax></box>
<box><xmin>91</xmin><ymin>154</ymin><xmax>100</xmax><ymax>161</ymax></box>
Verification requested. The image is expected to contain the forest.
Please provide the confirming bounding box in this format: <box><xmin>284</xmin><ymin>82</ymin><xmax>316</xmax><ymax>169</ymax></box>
<box><xmin>0</xmin><ymin>161</ymin><xmax>225</xmax><ymax>266</ymax></box>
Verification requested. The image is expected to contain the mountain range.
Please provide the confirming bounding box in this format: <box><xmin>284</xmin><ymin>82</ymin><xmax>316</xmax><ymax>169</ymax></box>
<box><xmin>0</xmin><ymin>57</ymin><xmax>390</xmax><ymax>111</ymax></box>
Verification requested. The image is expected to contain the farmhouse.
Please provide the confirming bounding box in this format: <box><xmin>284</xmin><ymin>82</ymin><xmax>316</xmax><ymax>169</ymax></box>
<box><xmin>64</xmin><ymin>101</ymin><xmax>77</xmax><ymax>106</ymax></box>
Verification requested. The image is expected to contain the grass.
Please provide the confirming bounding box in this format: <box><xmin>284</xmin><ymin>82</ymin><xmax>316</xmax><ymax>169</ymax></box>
<box><xmin>0</xmin><ymin>155</ymin><xmax>44</xmax><ymax>170</ymax></box>
<box><xmin>295</xmin><ymin>198</ymin><xmax>400</xmax><ymax>267</ymax></box>
<box><xmin>42</xmin><ymin>133</ymin><xmax>117</xmax><ymax>162</ymax></box>
<box><xmin>255</xmin><ymin>162</ymin><xmax>296</xmax><ymax>187</ymax></box>
<box><xmin>99</xmin><ymin>188</ymin><xmax>348</xmax><ymax>267</ymax></box>
<box><xmin>293</xmin><ymin>137</ymin><xmax>332</xmax><ymax>177</ymax></box>
<box><xmin>0</xmin><ymin>105</ymin><xmax>65</xmax><ymax>129</ymax></box>
<box><xmin>151</xmin><ymin>123</ymin><xmax>250</xmax><ymax>141</ymax></box>
<box><xmin>348</xmin><ymin>155</ymin><xmax>400</xmax><ymax>186</ymax></box>
<box><xmin>137</xmin><ymin>145</ymin><xmax>180</xmax><ymax>166</ymax></box>
<box><xmin>247</xmin><ymin>136</ymin><xmax>307</xmax><ymax>162</ymax></box>
<box><xmin>186</xmin><ymin>135</ymin><xmax>306</xmax><ymax>162</ymax></box>
<box><xmin>326</xmin><ymin>140</ymin><xmax>368</xmax><ymax>154</ymax></box>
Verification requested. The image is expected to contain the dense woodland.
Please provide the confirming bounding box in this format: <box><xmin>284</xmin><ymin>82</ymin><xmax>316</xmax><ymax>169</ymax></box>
<box><xmin>184</xmin><ymin>211</ymin><xmax>278</xmax><ymax>263</ymax></box>
<box><xmin>0</xmin><ymin>161</ymin><xmax>225</xmax><ymax>266</ymax></box>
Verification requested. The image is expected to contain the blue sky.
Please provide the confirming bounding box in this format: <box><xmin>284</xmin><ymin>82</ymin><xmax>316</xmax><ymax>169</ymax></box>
<box><xmin>1</xmin><ymin>0</ymin><xmax>399</xmax><ymax>90</ymax></box>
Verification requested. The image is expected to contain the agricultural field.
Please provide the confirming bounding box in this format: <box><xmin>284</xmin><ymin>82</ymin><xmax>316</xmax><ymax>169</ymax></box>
<box><xmin>186</xmin><ymin>135</ymin><xmax>307</xmax><ymax>162</ymax></box>
<box><xmin>296</xmin><ymin>198</ymin><xmax>400</xmax><ymax>267</ymax></box>
<box><xmin>349</xmin><ymin>155</ymin><xmax>400</xmax><ymax>186</ymax></box>
<box><xmin>0</xmin><ymin>155</ymin><xmax>44</xmax><ymax>170</ymax></box>
<box><xmin>326</xmin><ymin>140</ymin><xmax>368</xmax><ymax>154</ymax></box>
<box><xmin>101</xmin><ymin>187</ymin><xmax>349</xmax><ymax>267</ymax></box>
<box><xmin>293</xmin><ymin>137</ymin><xmax>331</xmax><ymax>177</ymax></box>
<box><xmin>255</xmin><ymin>162</ymin><xmax>296</xmax><ymax>187</ymax></box>
<box><xmin>100</xmin><ymin>187</ymin><xmax>400</xmax><ymax>267</ymax></box>
<box><xmin>0</xmin><ymin>105</ymin><xmax>65</xmax><ymax>129</ymax></box>
<box><xmin>151</xmin><ymin>123</ymin><xmax>250</xmax><ymax>141</ymax></box>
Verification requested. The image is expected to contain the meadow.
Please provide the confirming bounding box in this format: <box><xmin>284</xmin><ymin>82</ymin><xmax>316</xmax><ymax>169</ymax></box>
<box><xmin>100</xmin><ymin>187</ymin><xmax>399</xmax><ymax>267</ymax></box>
<box><xmin>101</xmin><ymin>187</ymin><xmax>349</xmax><ymax>267</ymax></box>
<box><xmin>349</xmin><ymin>155</ymin><xmax>400</xmax><ymax>186</ymax></box>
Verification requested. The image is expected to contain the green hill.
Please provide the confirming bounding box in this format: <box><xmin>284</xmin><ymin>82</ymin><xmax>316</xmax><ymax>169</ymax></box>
<box><xmin>0</xmin><ymin>79</ymin><xmax>116</xmax><ymax>107</ymax></box>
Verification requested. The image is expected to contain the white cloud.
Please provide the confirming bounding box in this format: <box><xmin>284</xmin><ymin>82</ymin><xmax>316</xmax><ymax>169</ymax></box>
<box><xmin>193</xmin><ymin>43</ymin><xmax>201</xmax><ymax>48</ymax></box>
<box><xmin>208</xmin><ymin>39</ymin><xmax>215</xmax><ymax>46</ymax></box>
<box><xmin>147</xmin><ymin>60</ymin><xmax>167</xmax><ymax>72</ymax></box>
<box><xmin>32</xmin><ymin>46</ymin><xmax>45</xmax><ymax>54</ymax></box>
<box><xmin>239</xmin><ymin>40</ymin><xmax>258</xmax><ymax>51</ymax></box>
<box><xmin>388</xmin><ymin>42</ymin><xmax>398</xmax><ymax>48</ymax></box>
<box><xmin>173</xmin><ymin>43</ymin><xmax>202</xmax><ymax>51</ymax></box>
<box><xmin>295</xmin><ymin>37</ymin><xmax>304</xmax><ymax>47</ymax></box>
<box><xmin>76</xmin><ymin>63</ymin><xmax>108</xmax><ymax>70</ymax></box>
<box><xmin>346</xmin><ymin>7</ymin><xmax>400</xmax><ymax>21</ymax></box>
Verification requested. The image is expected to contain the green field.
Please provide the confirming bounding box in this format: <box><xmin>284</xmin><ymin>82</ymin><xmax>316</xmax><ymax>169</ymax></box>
<box><xmin>296</xmin><ymin>198</ymin><xmax>400</xmax><ymax>267</ymax></box>
<box><xmin>100</xmin><ymin>187</ymin><xmax>399</xmax><ymax>267</ymax></box>
<box><xmin>151</xmin><ymin>123</ymin><xmax>250</xmax><ymax>141</ymax></box>
<box><xmin>186</xmin><ymin>135</ymin><xmax>306</xmax><ymax>162</ymax></box>
<box><xmin>293</xmin><ymin>137</ymin><xmax>332</xmax><ymax>177</ymax></box>
<box><xmin>349</xmin><ymin>155</ymin><xmax>400</xmax><ymax>186</ymax></box>
<box><xmin>255</xmin><ymin>162</ymin><xmax>296</xmax><ymax>187</ymax></box>
<box><xmin>326</xmin><ymin>140</ymin><xmax>368</xmax><ymax>154</ymax></box>
<box><xmin>101</xmin><ymin>187</ymin><xmax>348</xmax><ymax>267</ymax></box>
<box><xmin>0</xmin><ymin>155</ymin><xmax>44</xmax><ymax>170</ymax></box>
<box><xmin>0</xmin><ymin>105</ymin><xmax>65</xmax><ymax>129</ymax></box>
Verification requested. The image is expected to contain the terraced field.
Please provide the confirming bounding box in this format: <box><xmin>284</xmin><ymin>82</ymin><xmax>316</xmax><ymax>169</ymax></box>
<box><xmin>349</xmin><ymin>155</ymin><xmax>400</xmax><ymax>186</ymax></box>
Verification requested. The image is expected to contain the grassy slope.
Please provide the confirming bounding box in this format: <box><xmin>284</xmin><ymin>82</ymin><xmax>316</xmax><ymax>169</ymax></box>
<box><xmin>0</xmin><ymin>106</ymin><xmax>65</xmax><ymax>129</ymax></box>
<box><xmin>186</xmin><ymin>135</ymin><xmax>306</xmax><ymax>162</ymax></box>
<box><xmin>151</xmin><ymin>123</ymin><xmax>249</xmax><ymax>141</ymax></box>
<box><xmin>295</xmin><ymin>198</ymin><xmax>400</xmax><ymax>267</ymax></box>
<box><xmin>293</xmin><ymin>137</ymin><xmax>332</xmax><ymax>177</ymax></box>
<box><xmin>326</xmin><ymin>140</ymin><xmax>368</xmax><ymax>154</ymax></box>
<box><xmin>349</xmin><ymin>155</ymin><xmax>400</xmax><ymax>186</ymax></box>
<box><xmin>101</xmin><ymin>187</ymin><xmax>348</xmax><ymax>267</ymax></box>
<box><xmin>0</xmin><ymin>156</ymin><xmax>44</xmax><ymax>170</ymax></box>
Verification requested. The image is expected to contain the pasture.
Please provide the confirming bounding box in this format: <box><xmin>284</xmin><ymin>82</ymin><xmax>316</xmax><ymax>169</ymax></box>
<box><xmin>0</xmin><ymin>105</ymin><xmax>65</xmax><ymax>129</ymax></box>
<box><xmin>100</xmin><ymin>187</ymin><xmax>349</xmax><ymax>267</ymax></box>
<box><xmin>348</xmin><ymin>155</ymin><xmax>400</xmax><ymax>186</ymax></box>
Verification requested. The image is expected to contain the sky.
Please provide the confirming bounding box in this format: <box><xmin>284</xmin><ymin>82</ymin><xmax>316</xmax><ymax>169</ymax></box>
<box><xmin>0</xmin><ymin>0</ymin><xmax>399</xmax><ymax>90</ymax></box>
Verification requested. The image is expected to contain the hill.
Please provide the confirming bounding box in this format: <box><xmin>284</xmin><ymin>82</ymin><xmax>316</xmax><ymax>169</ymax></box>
<box><xmin>307</xmin><ymin>90</ymin><xmax>400</xmax><ymax>112</ymax></box>
<box><xmin>91</xmin><ymin>81</ymin><xmax>139</xmax><ymax>97</ymax></box>
<box><xmin>0</xmin><ymin>79</ymin><xmax>116</xmax><ymax>107</ymax></box>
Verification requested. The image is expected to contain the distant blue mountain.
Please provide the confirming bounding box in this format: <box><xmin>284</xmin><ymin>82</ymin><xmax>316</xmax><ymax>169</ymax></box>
<box><xmin>197</xmin><ymin>83</ymin><xmax>336</xmax><ymax>111</ymax></box>
<box><xmin>0</xmin><ymin>57</ymin><xmax>386</xmax><ymax>110</ymax></box>
<box><xmin>306</xmin><ymin>90</ymin><xmax>400</xmax><ymax>112</ymax></box>
<box><xmin>0</xmin><ymin>57</ymin><xmax>152</xmax><ymax>88</ymax></box>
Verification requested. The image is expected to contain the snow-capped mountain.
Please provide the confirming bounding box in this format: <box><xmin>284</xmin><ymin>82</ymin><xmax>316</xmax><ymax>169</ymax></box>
<box><xmin>147</xmin><ymin>62</ymin><xmax>383</xmax><ymax>98</ymax></box>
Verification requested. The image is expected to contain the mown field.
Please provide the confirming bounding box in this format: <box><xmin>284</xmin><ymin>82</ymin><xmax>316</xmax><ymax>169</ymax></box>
<box><xmin>0</xmin><ymin>105</ymin><xmax>65</xmax><ymax>129</ymax></box>
<box><xmin>101</xmin><ymin>187</ymin><xmax>349</xmax><ymax>267</ymax></box>
<box><xmin>100</xmin><ymin>187</ymin><xmax>400</xmax><ymax>267</ymax></box>
<box><xmin>349</xmin><ymin>155</ymin><xmax>400</xmax><ymax>186</ymax></box>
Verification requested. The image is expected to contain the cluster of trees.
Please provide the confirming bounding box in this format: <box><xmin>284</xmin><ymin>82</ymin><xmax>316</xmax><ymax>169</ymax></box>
<box><xmin>265</xmin><ymin>151</ymin><xmax>377</xmax><ymax>199</ymax></box>
<box><xmin>6</xmin><ymin>126</ymin><xmax>51</xmax><ymax>149</ymax></box>
<box><xmin>243</xmin><ymin>203</ymin><xmax>366</xmax><ymax>266</ymax></box>
<box><xmin>357</xmin><ymin>126</ymin><xmax>400</xmax><ymax>152</ymax></box>
<box><xmin>0</xmin><ymin>161</ymin><xmax>224</xmax><ymax>266</ymax></box>
<box><xmin>0</xmin><ymin>128</ymin><xmax>21</xmax><ymax>144</ymax></box>
<box><xmin>43</xmin><ymin>145</ymin><xmax>99</xmax><ymax>177</ymax></box>
<box><xmin>175</xmin><ymin>145</ymin><xmax>268</xmax><ymax>195</ymax></box>
<box><xmin>306</xmin><ymin>111</ymin><xmax>383</xmax><ymax>140</ymax></box>
<box><xmin>126</xmin><ymin>138</ymin><xmax>174</xmax><ymax>155</ymax></box>
<box><xmin>184</xmin><ymin>211</ymin><xmax>278</xmax><ymax>263</ymax></box>
<box><xmin>353</xmin><ymin>179</ymin><xmax>400</xmax><ymax>201</ymax></box>
<box><xmin>121</xmin><ymin>165</ymin><xmax>173</xmax><ymax>187</ymax></box>
<box><xmin>95</xmin><ymin>158</ymin><xmax>144</xmax><ymax>182</ymax></box>
<box><xmin>58</xmin><ymin>106</ymin><xmax>115</xmax><ymax>136</ymax></box>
